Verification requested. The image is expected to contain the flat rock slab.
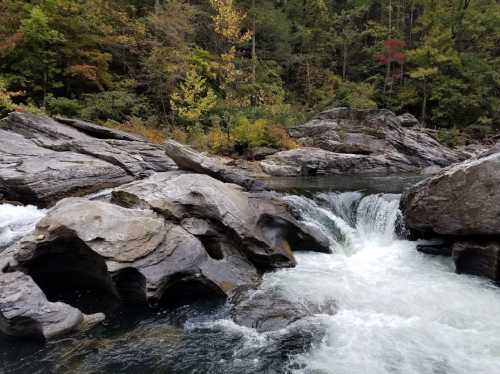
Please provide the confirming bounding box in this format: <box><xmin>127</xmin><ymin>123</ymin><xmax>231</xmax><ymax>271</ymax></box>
<box><xmin>0</xmin><ymin>112</ymin><xmax>175</xmax><ymax>207</ymax></box>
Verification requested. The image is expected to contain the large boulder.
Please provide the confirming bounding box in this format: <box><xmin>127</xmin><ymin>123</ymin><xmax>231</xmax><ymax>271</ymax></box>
<box><xmin>112</xmin><ymin>172</ymin><xmax>331</xmax><ymax>268</ymax></box>
<box><xmin>261</xmin><ymin>108</ymin><xmax>465</xmax><ymax>176</ymax></box>
<box><xmin>0</xmin><ymin>112</ymin><xmax>175</xmax><ymax>207</ymax></box>
<box><xmin>401</xmin><ymin>152</ymin><xmax>500</xmax><ymax>236</ymax></box>
<box><xmin>164</xmin><ymin>140</ymin><xmax>267</xmax><ymax>191</ymax></box>
<box><xmin>401</xmin><ymin>151</ymin><xmax>500</xmax><ymax>281</ymax></box>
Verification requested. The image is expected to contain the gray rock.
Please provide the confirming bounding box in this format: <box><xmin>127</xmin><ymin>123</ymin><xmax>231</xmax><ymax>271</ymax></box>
<box><xmin>164</xmin><ymin>140</ymin><xmax>267</xmax><ymax>191</ymax></box>
<box><xmin>416</xmin><ymin>241</ymin><xmax>452</xmax><ymax>256</ymax></box>
<box><xmin>261</xmin><ymin>147</ymin><xmax>401</xmax><ymax>176</ymax></box>
<box><xmin>0</xmin><ymin>271</ymin><xmax>104</xmax><ymax>340</ymax></box>
<box><xmin>452</xmin><ymin>241</ymin><xmax>500</xmax><ymax>281</ymax></box>
<box><xmin>230</xmin><ymin>288</ymin><xmax>310</xmax><ymax>332</ymax></box>
<box><xmin>397</xmin><ymin>113</ymin><xmax>420</xmax><ymax>127</ymax></box>
<box><xmin>401</xmin><ymin>152</ymin><xmax>500</xmax><ymax>236</ymax></box>
<box><xmin>246</xmin><ymin>147</ymin><xmax>278</xmax><ymax>161</ymax></box>
<box><xmin>0</xmin><ymin>113</ymin><xmax>175</xmax><ymax>206</ymax></box>
<box><xmin>263</xmin><ymin>108</ymin><xmax>465</xmax><ymax>176</ymax></box>
<box><xmin>112</xmin><ymin>172</ymin><xmax>330</xmax><ymax>268</ymax></box>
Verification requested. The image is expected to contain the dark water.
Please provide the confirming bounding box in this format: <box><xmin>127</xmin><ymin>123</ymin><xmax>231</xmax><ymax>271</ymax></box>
<box><xmin>1</xmin><ymin>299</ymin><xmax>320</xmax><ymax>374</ymax></box>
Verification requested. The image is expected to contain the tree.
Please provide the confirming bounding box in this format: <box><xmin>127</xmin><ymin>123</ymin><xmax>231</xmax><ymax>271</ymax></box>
<box><xmin>170</xmin><ymin>67</ymin><xmax>218</xmax><ymax>125</ymax></box>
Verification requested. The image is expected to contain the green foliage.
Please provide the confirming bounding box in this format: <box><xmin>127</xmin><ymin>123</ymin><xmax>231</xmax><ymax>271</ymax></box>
<box><xmin>335</xmin><ymin>81</ymin><xmax>377</xmax><ymax>109</ymax></box>
<box><xmin>0</xmin><ymin>0</ymin><xmax>498</xmax><ymax>152</ymax></box>
<box><xmin>80</xmin><ymin>89</ymin><xmax>151</xmax><ymax>123</ymax></box>
<box><xmin>436</xmin><ymin>128</ymin><xmax>465</xmax><ymax>148</ymax></box>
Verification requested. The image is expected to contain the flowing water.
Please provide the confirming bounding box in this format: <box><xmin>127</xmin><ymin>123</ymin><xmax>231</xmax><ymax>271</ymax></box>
<box><xmin>1</xmin><ymin>186</ymin><xmax>500</xmax><ymax>374</ymax></box>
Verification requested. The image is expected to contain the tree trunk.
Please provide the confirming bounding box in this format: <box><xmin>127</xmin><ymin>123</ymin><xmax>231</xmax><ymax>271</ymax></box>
<box><xmin>421</xmin><ymin>78</ymin><xmax>427</xmax><ymax>126</ymax></box>
<box><xmin>251</xmin><ymin>0</ymin><xmax>257</xmax><ymax>106</ymax></box>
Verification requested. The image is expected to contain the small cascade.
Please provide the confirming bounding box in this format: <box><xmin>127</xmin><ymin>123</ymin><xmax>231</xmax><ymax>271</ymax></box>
<box><xmin>283</xmin><ymin>192</ymin><xmax>402</xmax><ymax>255</ymax></box>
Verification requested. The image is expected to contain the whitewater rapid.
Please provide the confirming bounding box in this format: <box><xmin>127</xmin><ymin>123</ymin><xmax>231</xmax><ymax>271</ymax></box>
<box><xmin>261</xmin><ymin>192</ymin><xmax>500</xmax><ymax>374</ymax></box>
<box><xmin>2</xmin><ymin>193</ymin><xmax>500</xmax><ymax>374</ymax></box>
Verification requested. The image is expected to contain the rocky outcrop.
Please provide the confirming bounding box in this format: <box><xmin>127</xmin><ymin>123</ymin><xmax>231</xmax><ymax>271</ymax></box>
<box><xmin>0</xmin><ymin>172</ymin><xmax>329</xmax><ymax>339</ymax></box>
<box><xmin>164</xmin><ymin>140</ymin><xmax>267</xmax><ymax>191</ymax></box>
<box><xmin>261</xmin><ymin>147</ymin><xmax>401</xmax><ymax>176</ymax></box>
<box><xmin>261</xmin><ymin>108</ymin><xmax>465</xmax><ymax>176</ymax></box>
<box><xmin>401</xmin><ymin>151</ymin><xmax>500</xmax><ymax>281</ymax></box>
<box><xmin>0</xmin><ymin>112</ymin><xmax>175</xmax><ymax>207</ymax></box>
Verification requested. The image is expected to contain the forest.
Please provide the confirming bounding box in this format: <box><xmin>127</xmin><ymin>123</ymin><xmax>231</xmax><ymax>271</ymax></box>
<box><xmin>1</xmin><ymin>0</ymin><xmax>499</xmax><ymax>153</ymax></box>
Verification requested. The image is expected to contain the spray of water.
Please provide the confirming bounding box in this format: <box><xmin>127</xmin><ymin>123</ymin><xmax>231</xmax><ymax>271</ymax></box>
<box><xmin>0</xmin><ymin>204</ymin><xmax>46</xmax><ymax>250</ymax></box>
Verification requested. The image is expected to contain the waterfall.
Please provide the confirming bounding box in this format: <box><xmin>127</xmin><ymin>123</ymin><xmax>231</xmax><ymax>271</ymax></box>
<box><xmin>283</xmin><ymin>192</ymin><xmax>402</xmax><ymax>255</ymax></box>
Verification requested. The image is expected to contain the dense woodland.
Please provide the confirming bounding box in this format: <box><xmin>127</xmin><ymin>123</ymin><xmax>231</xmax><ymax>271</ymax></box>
<box><xmin>1</xmin><ymin>0</ymin><xmax>499</xmax><ymax>152</ymax></box>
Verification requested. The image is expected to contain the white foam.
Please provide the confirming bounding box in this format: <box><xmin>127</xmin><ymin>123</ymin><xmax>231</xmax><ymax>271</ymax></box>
<box><xmin>0</xmin><ymin>204</ymin><xmax>46</xmax><ymax>249</ymax></box>
<box><xmin>270</xmin><ymin>193</ymin><xmax>500</xmax><ymax>374</ymax></box>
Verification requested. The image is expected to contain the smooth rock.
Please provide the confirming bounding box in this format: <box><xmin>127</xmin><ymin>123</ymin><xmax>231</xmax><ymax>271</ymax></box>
<box><xmin>112</xmin><ymin>172</ymin><xmax>330</xmax><ymax>268</ymax></box>
<box><xmin>401</xmin><ymin>152</ymin><xmax>500</xmax><ymax>236</ymax></box>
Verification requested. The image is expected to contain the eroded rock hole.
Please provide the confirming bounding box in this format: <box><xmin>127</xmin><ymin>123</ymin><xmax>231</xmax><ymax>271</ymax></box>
<box><xmin>258</xmin><ymin>214</ymin><xmax>320</xmax><ymax>252</ymax></box>
<box><xmin>158</xmin><ymin>276</ymin><xmax>226</xmax><ymax>308</ymax></box>
<box><xmin>26</xmin><ymin>237</ymin><xmax>120</xmax><ymax>314</ymax></box>
<box><xmin>199</xmin><ymin>237</ymin><xmax>225</xmax><ymax>260</ymax></box>
<box><xmin>113</xmin><ymin>268</ymin><xmax>147</xmax><ymax>305</ymax></box>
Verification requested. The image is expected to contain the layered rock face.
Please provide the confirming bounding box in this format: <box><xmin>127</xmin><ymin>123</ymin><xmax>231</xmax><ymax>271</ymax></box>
<box><xmin>0</xmin><ymin>172</ymin><xmax>329</xmax><ymax>340</ymax></box>
<box><xmin>0</xmin><ymin>112</ymin><xmax>176</xmax><ymax>207</ymax></box>
<box><xmin>401</xmin><ymin>150</ymin><xmax>500</xmax><ymax>281</ymax></box>
<box><xmin>261</xmin><ymin>108</ymin><xmax>465</xmax><ymax>176</ymax></box>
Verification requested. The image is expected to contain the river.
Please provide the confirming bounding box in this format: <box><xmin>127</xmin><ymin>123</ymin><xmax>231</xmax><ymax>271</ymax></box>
<box><xmin>1</xmin><ymin>177</ymin><xmax>500</xmax><ymax>373</ymax></box>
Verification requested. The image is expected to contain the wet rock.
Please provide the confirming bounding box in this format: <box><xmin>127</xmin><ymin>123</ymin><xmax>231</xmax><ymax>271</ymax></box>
<box><xmin>164</xmin><ymin>140</ymin><xmax>267</xmax><ymax>191</ymax></box>
<box><xmin>230</xmin><ymin>288</ymin><xmax>310</xmax><ymax>332</ymax></box>
<box><xmin>262</xmin><ymin>108</ymin><xmax>465</xmax><ymax>176</ymax></box>
<box><xmin>416</xmin><ymin>241</ymin><xmax>452</xmax><ymax>256</ymax></box>
<box><xmin>401</xmin><ymin>152</ymin><xmax>500</xmax><ymax>236</ymax></box>
<box><xmin>0</xmin><ymin>112</ymin><xmax>175</xmax><ymax>207</ymax></box>
<box><xmin>452</xmin><ymin>241</ymin><xmax>500</xmax><ymax>281</ymax></box>
<box><xmin>0</xmin><ymin>271</ymin><xmax>103</xmax><ymax>340</ymax></box>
